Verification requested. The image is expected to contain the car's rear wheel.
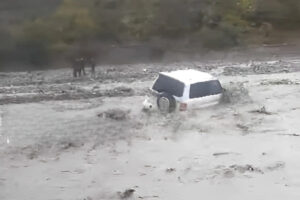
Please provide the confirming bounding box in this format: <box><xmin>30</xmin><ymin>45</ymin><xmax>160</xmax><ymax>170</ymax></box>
<box><xmin>157</xmin><ymin>93</ymin><xmax>176</xmax><ymax>113</ymax></box>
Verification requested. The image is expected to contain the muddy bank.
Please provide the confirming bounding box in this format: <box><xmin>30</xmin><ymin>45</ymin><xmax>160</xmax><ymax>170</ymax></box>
<box><xmin>1</xmin><ymin>58</ymin><xmax>300</xmax><ymax>105</ymax></box>
<box><xmin>223</xmin><ymin>60</ymin><xmax>300</xmax><ymax>76</ymax></box>
<box><xmin>0</xmin><ymin>86</ymin><xmax>139</xmax><ymax>105</ymax></box>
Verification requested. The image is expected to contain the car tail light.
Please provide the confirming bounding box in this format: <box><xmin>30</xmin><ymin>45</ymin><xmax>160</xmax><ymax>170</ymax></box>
<box><xmin>179</xmin><ymin>103</ymin><xmax>187</xmax><ymax>111</ymax></box>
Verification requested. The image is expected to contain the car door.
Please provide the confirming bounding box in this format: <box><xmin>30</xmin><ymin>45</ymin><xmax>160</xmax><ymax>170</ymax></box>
<box><xmin>187</xmin><ymin>80</ymin><xmax>223</xmax><ymax>109</ymax></box>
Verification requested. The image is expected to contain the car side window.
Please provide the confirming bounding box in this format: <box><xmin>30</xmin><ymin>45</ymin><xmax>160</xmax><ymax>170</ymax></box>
<box><xmin>189</xmin><ymin>80</ymin><xmax>223</xmax><ymax>99</ymax></box>
<box><xmin>152</xmin><ymin>74</ymin><xmax>185</xmax><ymax>97</ymax></box>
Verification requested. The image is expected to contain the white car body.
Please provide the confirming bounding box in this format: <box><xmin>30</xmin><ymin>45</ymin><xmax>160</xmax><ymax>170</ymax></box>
<box><xmin>146</xmin><ymin>69</ymin><xmax>223</xmax><ymax>111</ymax></box>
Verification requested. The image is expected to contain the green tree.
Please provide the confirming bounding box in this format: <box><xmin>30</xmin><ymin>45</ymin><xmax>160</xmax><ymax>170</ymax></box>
<box><xmin>120</xmin><ymin>0</ymin><xmax>158</xmax><ymax>40</ymax></box>
<box><xmin>51</xmin><ymin>0</ymin><xmax>98</xmax><ymax>44</ymax></box>
<box><xmin>254</xmin><ymin>0</ymin><xmax>300</xmax><ymax>28</ymax></box>
<box><xmin>89</xmin><ymin>0</ymin><xmax>125</xmax><ymax>42</ymax></box>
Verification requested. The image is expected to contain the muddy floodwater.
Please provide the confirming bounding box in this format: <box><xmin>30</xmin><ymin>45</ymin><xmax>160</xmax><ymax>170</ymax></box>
<box><xmin>1</xmin><ymin>49</ymin><xmax>300</xmax><ymax>200</ymax></box>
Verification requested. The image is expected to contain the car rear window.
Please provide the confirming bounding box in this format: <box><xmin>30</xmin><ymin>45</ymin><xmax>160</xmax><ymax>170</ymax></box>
<box><xmin>189</xmin><ymin>80</ymin><xmax>223</xmax><ymax>99</ymax></box>
<box><xmin>152</xmin><ymin>74</ymin><xmax>184</xmax><ymax>97</ymax></box>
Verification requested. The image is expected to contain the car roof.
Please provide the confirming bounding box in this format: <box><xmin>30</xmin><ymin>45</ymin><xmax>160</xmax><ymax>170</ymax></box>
<box><xmin>160</xmin><ymin>69</ymin><xmax>216</xmax><ymax>84</ymax></box>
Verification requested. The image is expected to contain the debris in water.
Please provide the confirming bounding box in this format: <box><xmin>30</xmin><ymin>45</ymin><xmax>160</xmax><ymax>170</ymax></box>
<box><xmin>236</xmin><ymin>123</ymin><xmax>249</xmax><ymax>132</ymax></box>
<box><xmin>142</xmin><ymin>97</ymin><xmax>153</xmax><ymax>112</ymax></box>
<box><xmin>138</xmin><ymin>195</ymin><xmax>159</xmax><ymax>199</ymax></box>
<box><xmin>223</xmin><ymin>169</ymin><xmax>235</xmax><ymax>178</ymax></box>
<box><xmin>260</xmin><ymin>79</ymin><xmax>300</xmax><ymax>85</ymax></box>
<box><xmin>249</xmin><ymin>106</ymin><xmax>272</xmax><ymax>115</ymax></box>
<box><xmin>220</xmin><ymin>83</ymin><xmax>251</xmax><ymax>104</ymax></box>
<box><xmin>104</xmin><ymin>86</ymin><xmax>134</xmax><ymax>97</ymax></box>
<box><xmin>213</xmin><ymin>152</ymin><xmax>239</xmax><ymax>157</ymax></box>
<box><xmin>98</xmin><ymin>109</ymin><xmax>130</xmax><ymax>120</ymax></box>
<box><xmin>166</xmin><ymin>168</ymin><xmax>176</xmax><ymax>173</ymax></box>
<box><xmin>278</xmin><ymin>133</ymin><xmax>300</xmax><ymax>137</ymax></box>
<box><xmin>117</xmin><ymin>189</ymin><xmax>135</xmax><ymax>199</ymax></box>
<box><xmin>266</xmin><ymin>161</ymin><xmax>285</xmax><ymax>171</ymax></box>
<box><xmin>230</xmin><ymin>164</ymin><xmax>263</xmax><ymax>174</ymax></box>
<box><xmin>112</xmin><ymin>170</ymin><xmax>123</xmax><ymax>175</ymax></box>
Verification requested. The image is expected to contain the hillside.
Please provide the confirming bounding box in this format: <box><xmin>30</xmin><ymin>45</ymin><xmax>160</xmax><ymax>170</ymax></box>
<box><xmin>1</xmin><ymin>0</ymin><xmax>300</xmax><ymax>71</ymax></box>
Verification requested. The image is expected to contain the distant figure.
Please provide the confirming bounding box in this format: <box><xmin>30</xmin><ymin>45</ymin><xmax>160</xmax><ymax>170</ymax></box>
<box><xmin>259</xmin><ymin>22</ymin><xmax>273</xmax><ymax>37</ymax></box>
<box><xmin>72</xmin><ymin>57</ymin><xmax>86</xmax><ymax>77</ymax></box>
<box><xmin>87</xmin><ymin>57</ymin><xmax>96</xmax><ymax>78</ymax></box>
<box><xmin>27</xmin><ymin>70</ymin><xmax>33</xmax><ymax>82</ymax></box>
<box><xmin>79</xmin><ymin>57</ymin><xmax>86</xmax><ymax>76</ymax></box>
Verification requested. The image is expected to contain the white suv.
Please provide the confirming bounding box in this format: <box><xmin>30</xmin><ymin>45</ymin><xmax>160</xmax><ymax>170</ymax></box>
<box><xmin>147</xmin><ymin>69</ymin><xmax>223</xmax><ymax>113</ymax></box>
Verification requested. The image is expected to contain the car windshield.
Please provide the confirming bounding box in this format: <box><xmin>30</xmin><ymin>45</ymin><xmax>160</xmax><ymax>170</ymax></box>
<box><xmin>189</xmin><ymin>80</ymin><xmax>223</xmax><ymax>98</ymax></box>
<box><xmin>152</xmin><ymin>74</ymin><xmax>184</xmax><ymax>97</ymax></box>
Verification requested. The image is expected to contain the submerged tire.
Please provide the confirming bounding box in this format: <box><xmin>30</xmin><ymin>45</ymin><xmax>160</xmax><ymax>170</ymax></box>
<box><xmin>157</xmin><ymin>92</ymin><xmax>176</xmax><ymax>113</ymax></box>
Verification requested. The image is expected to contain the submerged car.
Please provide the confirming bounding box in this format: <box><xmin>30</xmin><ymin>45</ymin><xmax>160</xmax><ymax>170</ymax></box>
<box><xmin>145</xmin><ymin>69</ymin><xmax>223</xmax><ymax>113</ymax></box>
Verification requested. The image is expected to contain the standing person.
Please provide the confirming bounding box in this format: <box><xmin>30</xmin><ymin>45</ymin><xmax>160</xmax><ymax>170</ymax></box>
<box><xmin>72</xmin><ymin>58</ymin><xmax>81</xmax><ymax>78</ymax></box>
<box><xmin>259</xmin><ymin>22</ymin><xmax>273</xmax><ymax>37</ymax></box>
<box><xmin>72</xmin><ymin>57</ymin><xmax>85</xmax><ymax>77</ymax></box>
<box><xmin>79</xmin><ymin>57</ymin><xmax>86</xmax><ymax>76</ymax></box>
<box><xmin>89</xmin><ymin>57</ymin><xmax>96</xmax><ymax>78</ymax></box>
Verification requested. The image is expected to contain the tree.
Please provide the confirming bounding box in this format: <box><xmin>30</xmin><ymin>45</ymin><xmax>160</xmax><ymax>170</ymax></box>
<box><xmin>51</xmin><ymin>0</ymin><xmax>98</xmax><ymax>44</ymax></box>
<box><xmin>120</xmin><ymin>0</ymin><xmax>158</xmax><ymax>40</ymax></box>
